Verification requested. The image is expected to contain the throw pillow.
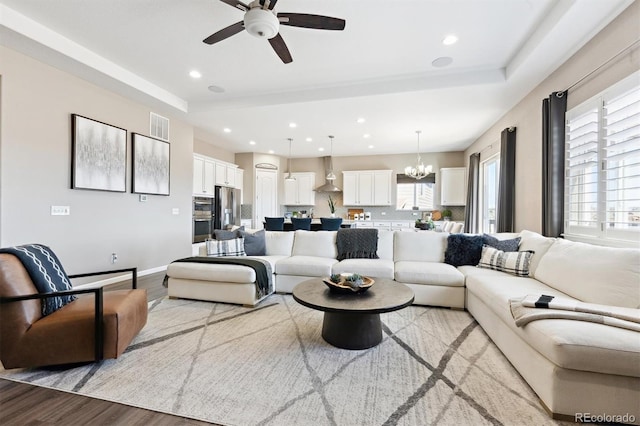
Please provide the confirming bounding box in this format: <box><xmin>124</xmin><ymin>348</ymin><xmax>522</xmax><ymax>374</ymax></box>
<box><xmin>213</xmin><ymin>229</ymin><xmax>238</xmax><ymax>240</ymax></box>
<box><xmin>444</xmin><ymin>234</ymin><xmax>484</xmax><ymax>267</ymax></box>
<box><xmin>483</xmin><ymin>234</ymin><xmax>521</xmax><ymax>252</ymax></box>
<box><xmin>206</xmin><ymin>238</ymin><xmax>246</xmax><ymax>257</ymax></box>
<box><xmin>239</xmin><ymin>229</ymin><xmax>266</xmax><ymax>256</ymax></box>
<box><xmin>477</xmin><ymin>245</ymin><xmax>534</xmax><ymax>277</ymax></box>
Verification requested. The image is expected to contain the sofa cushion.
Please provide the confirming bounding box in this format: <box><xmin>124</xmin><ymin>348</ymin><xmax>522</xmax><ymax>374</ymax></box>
<box><xmin>167</xmin><ymin>261</ymin><xmax>255</xmax><ymax>283</ymax></box>
<box><xmin>206</xmin><ymin>238</ymin><xmax>246</xmax><ymax>257</ymax></box>
<box><xmin>377</xmin><ymin>230</ymin><xmax>394</xmax><ymax>260</ymax></box>
<box><xmin>239</xmin><ymin>229</ymin><xmax>266</xmax><ymax>256</ymax></box>
<box><xmin>535</xmin><ymin>238</ymin><xmax>640</xmax><ymax>309</ymax></box>
<box><xmin>292</xmin><ymin>230</ymin><xmax>337</xmax><ymax>258</ymax></box>
<box><xmin>465</xmin><ymin>273</ymin><xmax>640</xmax><ymax>377</ymax></box>
<box><xmin>332</xmin><ymin>259</ymin><xmax>394</xmax><ymax>279</ymax></box>
<box><xmin>250</xmin><ymin>255</ymin><xmax>287</xmax><ymax>272</ymax></box>
<box><xmin>394</xmin><ymin>231</ymin><xmax>447</xmax><ymax>262</ymax></box>
<box><xmin>483</xmin><ymin>234</ymin><xmax>521</xmax><ymax>252</ymax></box>
<box><xmin>477</xmin><ymin>246</ymin><xmax>533</xmax><ymax>277</ymax></box>
<box><xmin>275</xmin><ymin>256</ymin><xmax>338</xmax><ymax>277</ymax></box>
<box><xmin>265</xmin><ymin>231</ymin><xmax>295</xmax><ymax>256</ymax></box>
<box><xmin>394</xmin><ymin>261</ymin><xmax>464</xmax><ymax>287</ymax></box>
<box><xmin>517</xmin><ymin>230</ymin><xmax>555</xmax><ymax>278</ymax></box>
<box><xmin>444</xmin><ymin>234</ymin><xmax>484</xmax><ymax>266</ymax></box>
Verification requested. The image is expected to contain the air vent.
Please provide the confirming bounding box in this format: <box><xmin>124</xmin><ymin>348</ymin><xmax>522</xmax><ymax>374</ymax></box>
<box><xmin>150</xmin><ymin>112</ymin><xmax>169</xmax><ymax>141</ymax></box>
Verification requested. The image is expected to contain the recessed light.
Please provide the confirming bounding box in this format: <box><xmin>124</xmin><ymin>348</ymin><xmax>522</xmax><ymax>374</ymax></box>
<box><xmin>268</xmin><ymin>149</ymin><xmax>274</xmax><ymax>154</ymax></box>
<box><xmin>357</xmin><ymin>118</ymin><xmax>366</xmax><ymax>124</ymax></box>
<box><xmin>432</xmin><ymin>57</ymin><xmax>453</xmax><ymax>68</ymax></box>
<box><xmin>368</xmin><ymin>145</ymin><xmax>374</xmax><ymax>149</ymax></box>
<box><xmin>306</xmin><ymin>137</ymin><xmax>312</xmax><ymax>142</ymax></box>
<box><xmin>363</xmin><ymin>134</ymin><xmax>370</xmax><ymax>139</ymax></box>
<box><xmin>223</xmin><ymin>128</ymin><xmax>231</xmax><ymax>133</ymax></box>
<box><xmin>189</xmin><ymin>70</ymin><xmax>202</xmax><ymax>79</ymax></box>
<box><xmin>208</xmin><ymin>85</ymin><xmax>225</xmax><ymax>93</ymax></box>
<box><xmin>318</xmin><ymin>147</ymin><xmax>325</xmax><ymax>152</ymax></box>
<box><xmin>249</xmin><ymin>140</ymin><xmax>256</xmax><ymax>145</ymax></box>
<box><xmin>289</xmin><ymin>122</ymin><xmax>297</xmax><ymax>128</ymax></box>
<box><xmin>442</xmin><ymin>35</ymin><xmax>458</xmax><ymax>46</ymax></box>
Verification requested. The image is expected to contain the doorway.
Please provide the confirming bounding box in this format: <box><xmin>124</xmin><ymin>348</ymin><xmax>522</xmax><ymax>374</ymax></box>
<box><xmin>254</xmin><ymin>168</ymin><xmax>278</xmax><ymax>229</ymax></box>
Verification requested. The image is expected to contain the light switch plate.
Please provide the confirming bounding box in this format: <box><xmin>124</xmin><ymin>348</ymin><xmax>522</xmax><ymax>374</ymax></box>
<box><xmin>172</xmin><ymin>208</ymin><xmax>180</xmax><ymax>215</ymax></box>
<box><xmin>51</xmin><ymin>206</ymin><xmax>70</xmax><ymax>216</ymax></box>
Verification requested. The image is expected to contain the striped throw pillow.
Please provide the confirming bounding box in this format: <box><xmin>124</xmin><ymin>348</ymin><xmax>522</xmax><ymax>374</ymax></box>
<box><xmin>478</xmin><ymin>245</ymin><xmax>533</xmax><ymax>277</ymax></box>
<box><xmin>206</xmin><ymin>237</ymin><xmax>246</xmax><ymax>257</ymax></box>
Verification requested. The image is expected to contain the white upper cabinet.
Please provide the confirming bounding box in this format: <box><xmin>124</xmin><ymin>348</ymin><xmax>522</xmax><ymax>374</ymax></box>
<box><xmin>193</xmin><ymin>155</ymin><xmax>215</xmax><ymax>196</ymax></box>
<box><xmin>342</xmin><ymin>170</ymin><xmax>392</xmax><ymax>206</ymax></box>
<box><xmin>440</xmin><ymin>167</ymin><xmax>467</xmax><ymax>206</ymax></box>
<box><xmin>194</xmin><ymin>155</ymin><xmax>242</xmax><ymax>194</ymax></box>
<box><xmin>284</xmin><ymin>172</ymin><xmax>315</xmax><ymax>206</ymax></box>
<box><xmin>235</xmin><ymin>168</ymin><xmax>244</xmax><ymax>203</ymax></box>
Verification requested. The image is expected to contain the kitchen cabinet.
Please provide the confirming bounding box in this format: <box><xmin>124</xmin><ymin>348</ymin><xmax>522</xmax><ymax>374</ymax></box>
<box><xmin>343</xmin><ymin>170</ymin><xmax>392</xmax><ymax>206</ymax></box>
<box><xmin>193</xmin><ymin>155</ymin><xmax>215</xmax><ymax>196</ymax></box>
<box><xmin>215</xmin><ymin>162</ymin><xmax>237</xmax><ymax>187</ymax></box>
<box><xmin>283</xmin><ymin>172</ymin><xmax>315</xmax><ymax>206</ymax></box>
<box><xmin>440</xmin><ymin>167</ymin><xmax>466</xmax><ymax>206</ymax></box>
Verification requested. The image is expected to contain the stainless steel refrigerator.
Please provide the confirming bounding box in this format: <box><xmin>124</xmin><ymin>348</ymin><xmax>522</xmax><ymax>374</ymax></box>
<box><xmin>214</xmin><ymin>186</ymin><xmax>241</xmax><ymax>230</ymax></box>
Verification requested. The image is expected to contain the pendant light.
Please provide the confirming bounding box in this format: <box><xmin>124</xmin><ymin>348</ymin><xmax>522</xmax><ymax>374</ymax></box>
<box><xmin>326</xmin><ymin>135</ymin><xmax>336</xmax><ymax>181</ymax></box>
<box><xmin>404</xmin><ymin>130</ymin><xmax>432</xmax><ymax>179</ymax></box>
<box><xmin>285</xmin><ymin>138</ymin><xmax>296</xmax><ymax>181</ymax></box>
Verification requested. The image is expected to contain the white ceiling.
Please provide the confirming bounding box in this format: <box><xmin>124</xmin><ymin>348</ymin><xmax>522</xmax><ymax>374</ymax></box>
<box><xmin>0</xmin><ymin>0</ymin><xmax>633</xmax><ymax>158</ymax></box>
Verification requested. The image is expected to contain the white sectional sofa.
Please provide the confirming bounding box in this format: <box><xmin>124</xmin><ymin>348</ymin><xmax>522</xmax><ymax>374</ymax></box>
<box><xmin>166</xmin><ymin>228</ymin><xmax>640</xmax><ymax>423</ymax></box>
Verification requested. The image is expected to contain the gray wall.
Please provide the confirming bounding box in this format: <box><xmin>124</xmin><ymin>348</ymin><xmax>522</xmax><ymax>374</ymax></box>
<box><xmin>464</xmin><ymin>1</ymin><xmax>640</xmax><ymax>233</ymax></box>
<box><xmin>0</xmin><ymin>46</ymin><xmax>193</xmax><ymax>276</ymax></box>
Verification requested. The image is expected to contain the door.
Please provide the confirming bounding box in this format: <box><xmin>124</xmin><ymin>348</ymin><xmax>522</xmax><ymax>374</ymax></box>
<box><xmin>255</xmin><ymin>169</ymin><xmax>278</xmax><ymax>229</ymax></box>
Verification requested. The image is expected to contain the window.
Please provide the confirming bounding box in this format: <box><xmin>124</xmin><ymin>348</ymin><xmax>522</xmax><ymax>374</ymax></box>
<box><xmin>396</xmin><ymin>174</ymin><xmax>434</xmax><ymax>210</ymax></box>
<box><xmin>565</xmin><ymin>71</ymin><xmax>640</xmax><ymax>245</ymax></box>
<box><xmin>480</xmin><ymin>155</ymin><xmax>500</xmax><ymax>233</ymax></box>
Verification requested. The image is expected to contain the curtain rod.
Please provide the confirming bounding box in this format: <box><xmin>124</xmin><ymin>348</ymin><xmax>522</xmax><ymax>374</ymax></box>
<box><xmin>564</xmin><ymin>38</ymin><xmax>640</xmax><ymax>93</ymax></box>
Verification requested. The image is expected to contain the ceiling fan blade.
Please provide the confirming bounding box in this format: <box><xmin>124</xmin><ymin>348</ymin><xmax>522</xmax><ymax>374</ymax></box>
<box><xmin>219</xmin><ymin>0</ymin><xmax>249</xmax><ymax>12</ymax></box>
<box><xmin>267</xmin><ymin>0</ymin><xmax>278</xmax><ymax>10</ymax></box>
<box><xmin>203</xmin><ymin>21</ymin><xmax>244</xmax><ymax>45</ymax></box>
<box><xmin>268</xmin><ymin>33</ymin><xmax>292</xmax><ymax>64</ymax></box>
<box><xmin>278</xmin><ymin>13</ymin><xmax>346</xmax><ymax>31</ymax></box>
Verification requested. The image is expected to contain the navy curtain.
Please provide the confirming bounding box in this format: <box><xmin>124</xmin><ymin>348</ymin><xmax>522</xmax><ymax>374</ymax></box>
<box><xmin>542</xmin><ymin>91</ymin><xmax>568</xmax><ymax>237</ymax></box>
<box><xmin>464</xmin><ymin>153</ymin><xmax>480</xmax><ymax>234</ymax></box>
<box><xmin>496</xmin><ymin>127</ymin><xmax>516</xmax><ymax>233</ymax></box>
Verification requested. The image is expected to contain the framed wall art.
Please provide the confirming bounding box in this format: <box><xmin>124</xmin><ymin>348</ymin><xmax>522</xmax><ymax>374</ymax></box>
<box><xmin>71</xmin><ymin>114</ymin><xmax>127</xmax><ymax>192</ymax></box>
<box><xmin>132</xmin><ymin>133</ymin><xmax>170</xmax><ymax>196</ymax></box>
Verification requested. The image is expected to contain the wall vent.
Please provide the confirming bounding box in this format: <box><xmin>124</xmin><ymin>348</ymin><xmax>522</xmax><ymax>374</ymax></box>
<box><xmin>150</xmin><ymin>112</ymin><xmax>169</xmax><ymax>141</ymax></box>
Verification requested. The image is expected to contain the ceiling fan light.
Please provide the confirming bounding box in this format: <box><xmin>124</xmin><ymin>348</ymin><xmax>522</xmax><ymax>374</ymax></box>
<box><xmin>244</xmin><ymin>8</ymin><xmax>279</xmax><ymax>39</ymax></box>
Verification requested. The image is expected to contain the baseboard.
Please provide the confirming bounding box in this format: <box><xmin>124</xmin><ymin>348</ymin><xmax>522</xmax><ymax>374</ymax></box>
<box><xmin>72</xmin><ymin>265</ymin><xmax>167</xmax><ymax>289</ymax></box>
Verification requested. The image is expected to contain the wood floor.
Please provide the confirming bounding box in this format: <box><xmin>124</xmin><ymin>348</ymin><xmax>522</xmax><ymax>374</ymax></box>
<box><xmin>0</xmin><ymin>271</ymin><xmax>220</xmax><ymax>425</ymax></box>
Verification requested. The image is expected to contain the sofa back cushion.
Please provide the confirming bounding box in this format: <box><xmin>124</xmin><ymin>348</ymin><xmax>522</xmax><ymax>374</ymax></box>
<box><xmin>394</xmin><ymin>231</ymin><xmax>447</xmax><ymax>262</ymax></box>
<box><xmin>377</xmin><ymin>230</ymin><xmax>394</xmax><ymax>260</ymax></box>
<box><xmin>292</xmin><ymin>230</ymin><xmax>338</xmax><ymax>259</ymax></box>
<box><xmin>518</xmin><ymin>230</ymin><xmax>556</xmax><ymax>278</ymax></box>
<box><xmin>265</xmin><ymin>231</ymin><xmax>295</xmax><ymax>256</ymax></box>
<box><xmin>535</xmin><ymin>238</ymin><xmax>640</xmax><ymax>308</ymax></box>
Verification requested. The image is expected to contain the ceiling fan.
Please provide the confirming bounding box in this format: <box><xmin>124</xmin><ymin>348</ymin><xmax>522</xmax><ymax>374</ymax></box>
<box><xmin>203</xmin><ymin>0</ymin><xmax>346</xmax><ymax>64</ymax></box>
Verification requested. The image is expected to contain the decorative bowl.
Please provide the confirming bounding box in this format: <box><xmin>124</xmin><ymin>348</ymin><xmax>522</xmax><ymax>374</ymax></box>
<box><xmin>322</xmin><ymin>275</ymin><xmax>375</xmax><ymax>294</ymax></box>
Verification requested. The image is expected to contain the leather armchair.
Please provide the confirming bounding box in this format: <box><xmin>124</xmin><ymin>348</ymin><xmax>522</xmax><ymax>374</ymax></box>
<box><xmin>0</xmin><ymin>254</ymin><xmax>148</xmax><ymax>369</ymax></box>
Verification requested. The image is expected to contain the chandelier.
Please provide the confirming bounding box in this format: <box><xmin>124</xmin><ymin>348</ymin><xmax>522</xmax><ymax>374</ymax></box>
<box><xmin>404</xmin><ymin>130</ymin><xmax>432</xmax><ymax>179</ymax></box>
<box><xmin>326</xmin><ymin>135</ymin><xmax>336</xmax><ymax>180</ymax></box>
<box><xmin>285</xmin><ymin>138</ymin><xmax>296</xmax><ymax>181</ymax></box>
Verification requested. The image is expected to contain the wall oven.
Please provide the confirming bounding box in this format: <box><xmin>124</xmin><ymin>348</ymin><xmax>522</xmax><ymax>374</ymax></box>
<box><xmin>193</xmin><ymin>196</ymin><xmax>214</xmax><ymax>243</ymax></box>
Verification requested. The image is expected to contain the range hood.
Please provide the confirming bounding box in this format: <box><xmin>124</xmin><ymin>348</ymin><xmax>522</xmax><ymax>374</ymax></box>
<box><xmin>315</xmin><ymin>156</ymin><xmax>342</xmax><ymax>192</ymax></box>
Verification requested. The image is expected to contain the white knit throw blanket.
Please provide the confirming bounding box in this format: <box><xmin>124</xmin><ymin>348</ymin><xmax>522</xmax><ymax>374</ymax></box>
<box><xmin>509</xmin><ymin>294</ymin><xmax>640</xmax><ymax>332</ymax></box>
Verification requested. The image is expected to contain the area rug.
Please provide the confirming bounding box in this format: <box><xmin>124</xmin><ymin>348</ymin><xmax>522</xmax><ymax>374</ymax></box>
<box><xmin>0</xmin><ymin>295</ymin><xmax>569</xmax><ymax>426</ymax></box>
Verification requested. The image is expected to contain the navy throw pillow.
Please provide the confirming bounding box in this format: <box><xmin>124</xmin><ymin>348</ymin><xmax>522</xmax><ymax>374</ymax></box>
<box><xmin>239</xmin><ymin>229</ymin><xmax>266</xmax><ymax>256</ymax></box>
<box><xmin>444</xmin><ymin>234</ymin><xmax>484</xmax><ymax>267</ymax></box>
<box><xmin>483</xmin><ymin>234</ymin><xmax>521</xmax><ymax>252</ymax></box>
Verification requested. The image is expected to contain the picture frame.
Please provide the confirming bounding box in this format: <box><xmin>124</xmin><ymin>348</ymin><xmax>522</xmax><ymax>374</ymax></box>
<box><xmin>71</xmin><ymin>114</ymin><xmax>127</xmax><ymax>192</ymax></box>
<box><xmin>131</xmin><ymin>133</ymin><xmax>170</xmax><ymax>196</ymax></box>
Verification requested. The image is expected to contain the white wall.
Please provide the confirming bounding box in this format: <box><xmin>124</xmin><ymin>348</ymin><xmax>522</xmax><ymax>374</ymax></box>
<box><xmin>464</xmin><ymin>1</ymin><xmax>640</xmax><ymax>233</ymax></box>
<box><xmin>0</xmin><ymin>46</ymin><xmax>194</xmax><ymax>275</ymax></box>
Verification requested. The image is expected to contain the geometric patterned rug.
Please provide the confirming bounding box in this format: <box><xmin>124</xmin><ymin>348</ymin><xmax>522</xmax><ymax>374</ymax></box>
<box><xmin>0</xmin><ymin>295</ymin><xmax>571</xmax><ymax>425</ymax></box>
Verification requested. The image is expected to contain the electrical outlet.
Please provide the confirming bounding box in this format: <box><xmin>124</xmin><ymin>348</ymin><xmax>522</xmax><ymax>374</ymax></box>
<box><xmin>111</xmin><ymin>253</ymin><xmax>118</xmax><ymax>264</ymax></box>
<box><xmin>172</xmin><ymin>208</ymin><xmax>180</xmax><ymax>215</ymax></box>
<box><xmin>51</xmin><ymin>206</ymin><xmax>70</xmax><ymax>216</ymax></box>
<box><xmin>139</xmin><ymin>194</ymin><xmax>148</xmax><ymax>202</ymax></box>
<box><xmin>381</xmin><ymin>212</ymin><xmax>386</xmax><ymax>216</ymax></box>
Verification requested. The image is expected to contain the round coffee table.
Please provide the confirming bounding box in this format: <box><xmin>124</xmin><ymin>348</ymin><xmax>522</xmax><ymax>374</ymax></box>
<box><xmin>292</xmin><ymin>278</ymin><xmax>414</xmax><ymax>350</ymax></box>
